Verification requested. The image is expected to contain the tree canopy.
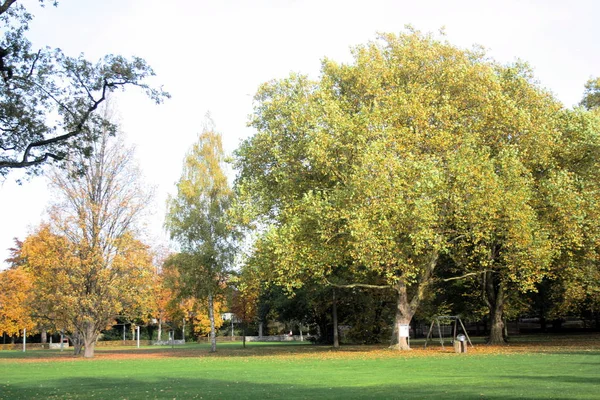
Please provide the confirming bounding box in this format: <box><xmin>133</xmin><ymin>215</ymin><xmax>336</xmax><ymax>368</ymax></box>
<box><xmin>234</xmin><ymin>30</ymin><xmax>591</xmax><ymax>348</ymax></box>
<box><xmin>0</xmin><ymin>0</ymin><xmax>168</xmax><ymax>178</ymax></box>
<box><xmin>165</xmin><ymin>120</ymin><xmax>236</xmax><ymax>352</ymax></box>
<box><xmin>20</xmin><ymin>116</ymin><xmax>154</xmax><ymax>357</ymax></box>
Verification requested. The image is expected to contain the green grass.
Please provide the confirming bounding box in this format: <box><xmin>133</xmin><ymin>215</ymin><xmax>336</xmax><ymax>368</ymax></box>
<box><xmin>1</xmin><ymin>339</ymin><xmax>600</xmax><ymax>399</ymax></box>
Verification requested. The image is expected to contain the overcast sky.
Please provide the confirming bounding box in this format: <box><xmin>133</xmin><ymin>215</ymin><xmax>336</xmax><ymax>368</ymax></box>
<box><xmin>1</xmin><ymin>0</ymin><xmax>599</xmax><ymax>268</ymax></box>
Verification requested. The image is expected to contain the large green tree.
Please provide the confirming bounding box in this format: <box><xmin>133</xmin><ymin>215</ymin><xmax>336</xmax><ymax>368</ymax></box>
<box><xmin>165</xmin><ymin>121</ymin><xmax>236</xmax><ymax>353</ymax></box>
<box><xmin>235</xmin><ymin>30</ymin><xmax>569</xmax><ymax>348</ymax></box>
<box><xmin>0</xmin><ymin>0</ymin><xmax>168</xmax><ymax>177</ymax></box>
<box><xmin>542</xmin><ymin>106</ymin><xmax>600</xmax><ymax>323</ymax></box>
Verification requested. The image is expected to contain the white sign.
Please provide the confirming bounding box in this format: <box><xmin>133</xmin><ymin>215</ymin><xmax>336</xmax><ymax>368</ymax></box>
<box><xmin>399</xmin><ymin>324</ymin><xmax>410</xmax><ymax>338</ymax></box>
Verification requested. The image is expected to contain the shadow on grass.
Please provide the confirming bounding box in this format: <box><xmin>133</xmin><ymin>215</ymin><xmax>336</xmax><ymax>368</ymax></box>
<box><xmin>0</xmin><ymin>376</ymin><xmax>554</xmax><ymax>400</ymax></box>
<box><xmin>504</xmin><ymin>375</ymin><xmax>600</xmax><ymax>385</ymax></box>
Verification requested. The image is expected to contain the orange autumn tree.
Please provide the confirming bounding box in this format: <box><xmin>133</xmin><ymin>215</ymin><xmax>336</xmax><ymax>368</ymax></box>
<box><xmin>22</xmin><ymin>225</ymin><xmax>154</xmax><ymax>355</ymax></box>
<box><xmin>190</xmin><ymin>297</ymin><xmax>225</xmax><ymax>337</ymax></box>
<box><xmin>161</xmin><ymin>258</ymin><xmax>225</xmax><ymax>340</ymax></box>
<box><xmin>149</xmin><ymin>269</ymin><xmax>177</xmax><ymax>341</ymax></box>
<box><xmin>0</xmin><ymin>267</ymin><xmax>36</xmax><ymax>340</ymax></box>
<box><xmin>20</xmin><ymin>112</ymin><xmax>154</xmax><ymax>358</ymax></box>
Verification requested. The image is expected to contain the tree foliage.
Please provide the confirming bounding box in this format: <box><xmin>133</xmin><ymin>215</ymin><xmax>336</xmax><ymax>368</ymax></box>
<box><xmin>165</xmin><ymin>120</ymin><xmax>236</xmax><ymax>352</ymax></box>
<box><xmin>235</xmin><ymin>30</ymin><xmax>584</xmax><ymax>348</ymax></box>
<box><xmin>580</xmin><ymin>77</ymin><xmax>600</xmax><ymax>110</ymax></box>
<box><xmin>19</xmin><ymin>119</ymin><xmax>154</xmax><ymax>357</ymax></box>
<box><xmin>0</xmin><ymin>266</ymin><xmax>35</xmax><ymax>337</ymax></box>
<box><xmin>0</xmin><ymin>0</ymin><xmax>169</xmax><ymax>177</ymax></box>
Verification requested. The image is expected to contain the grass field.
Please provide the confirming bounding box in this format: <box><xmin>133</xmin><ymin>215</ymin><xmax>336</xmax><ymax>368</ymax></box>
<box><xmin>1</xmin><ymin>335</ymin><xmax>600</xmax><ymax>399</ymax></box>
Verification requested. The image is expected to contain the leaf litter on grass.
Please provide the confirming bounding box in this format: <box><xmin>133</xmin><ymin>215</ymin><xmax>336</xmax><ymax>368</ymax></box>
<box><xmin>2</xmin><ymin>335</ymin><xmax>600</xmax><ymax>365</ymax></box>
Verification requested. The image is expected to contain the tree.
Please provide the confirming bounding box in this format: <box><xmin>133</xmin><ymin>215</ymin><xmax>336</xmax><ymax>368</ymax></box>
<box><xmin>230</xmin><ymin>272</ymin><xmax>259</xmax><ymax>347</ymax></box>
<box><xmin>0</xmin><ymin>0</ymin><xmax>168</xmax><ymax>177</ymax></box>
<box><xmin>0</xmin><ymin>266</ymin><xmax>35</xmax><ymax>339</ymax></box>
<box><xmin>20</xmin><ymin>119</ymin><xmax>154</xmax><ymax>357</ymax></box>
<box><xmin>149</xmin><ymin>268</ymin><xmax>174</xmax><ymax>341</ymax></box>
<box><xmin>235</xmin><ymin>30</ymin><xmax>566</xmax><ymax>349</ymax></box>
<box><xmin>188</xmin><ymin>297</ymin><xmax>225</xmax><ymax>338</ymax></box>
<box><xmin>581</xmin><ymin>77</ymin><xmax>600</xmax><ymax>110</ymax></box>
<box><xmin>165</xmin><ymin>121</ymin><xmax>236</xmax><ymax>353</ymax></box>
<box><xmin>541</xmin><ymin>107</ymin><xmax>600</xmax><ymax>324</ymax></box>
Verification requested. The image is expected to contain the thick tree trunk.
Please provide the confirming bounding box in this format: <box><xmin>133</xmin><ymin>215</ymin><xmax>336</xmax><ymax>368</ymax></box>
<box><xmin>390</xmin><ymin>250</ymin><xmax>439</xmax><ymax>351</ymax></box>
<box><xmin>332</xmin><ymin>288</ymin><xmax>339</xmax><ymax>348</ymax></box>
<box><xmin>258</xmin><ymin>322</ymin><xmax>263</xmax><ymax>338</ymax></box>
<box><xmin>485</xmin><ymin>271</ymin><xmax>507</xmax><ymax>345</ymax></box>
<box><xmin>208</xmin><ymin>292</ymin><xmax>217</xmax><ymax>352</ymax></box>
<box><xmin>41</xmin><ymin>328</ymin><xmax>47</xmax><ymax>344</ymax></box>
<box><xmin>390</xmin><ymin>282</ymin><xmax>415</xmax><ymax>350</ymax></box>
<box><xmin>82</xmin><ymin>323</ymin><xmax>98</xmax><ymax>358</ymax></box>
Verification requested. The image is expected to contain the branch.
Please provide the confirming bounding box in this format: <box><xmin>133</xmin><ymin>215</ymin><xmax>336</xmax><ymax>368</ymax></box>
<box><xmin>26</xmin><ymin>50</ymin><xmax>42</xmax><ymax>79</ymax></box>
<box><xmin>0</xmin><ymin>0</ymin><xmax>17</xmax><ymax>16</ymax></box>
<box><xmin>442</xmin><ymin>270</ymin><xmax>496</xmax><ymax>282</ymax></box>
<box><xmin>324</xmin><ymin>278</ymin><xmax>391</xmax><ymax>290</ymax></box>
<box><xmin>0</xmin><ymin>78</ymin><xmax>111</xmax><ymax>169</ymax></box>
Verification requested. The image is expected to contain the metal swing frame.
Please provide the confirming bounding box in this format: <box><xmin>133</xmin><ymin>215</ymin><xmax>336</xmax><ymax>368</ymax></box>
<box><xmin>424</xmin><ymin>315</ymin><xmax>474</xmax><ymax>349</ymax></box>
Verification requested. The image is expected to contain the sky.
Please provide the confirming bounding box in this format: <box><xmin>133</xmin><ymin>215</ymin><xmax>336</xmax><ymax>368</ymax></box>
<box><xmin>1</xmin><ymin>0</ymin><xmax>599</xmax><ymax>268</ymax></box>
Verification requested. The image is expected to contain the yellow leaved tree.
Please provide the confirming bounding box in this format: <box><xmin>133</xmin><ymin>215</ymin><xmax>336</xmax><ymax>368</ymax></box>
<box><xmin>21</xmin><ymin>112</ymin><xmax>154</xmax><ymax>357</ymax></box>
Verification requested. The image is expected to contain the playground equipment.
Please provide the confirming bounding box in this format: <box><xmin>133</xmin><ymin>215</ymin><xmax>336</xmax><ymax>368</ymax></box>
<box><xmin>424</xmin><ymin>315</ymin><xmax>473</xmax><ymax>352</ymax></box>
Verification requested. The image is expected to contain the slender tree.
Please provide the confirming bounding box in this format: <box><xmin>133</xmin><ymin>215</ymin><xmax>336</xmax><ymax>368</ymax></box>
<box><xmin>165</xmin><ymin>120</ymin><xmax>236</xmax><ymax>352</ymax></box>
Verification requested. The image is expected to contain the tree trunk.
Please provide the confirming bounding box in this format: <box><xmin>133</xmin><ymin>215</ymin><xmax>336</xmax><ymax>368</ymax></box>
<box><xmin>41</xmin><ymin>328</ymin><xmax>47</xmax><ymax>344</ymax></box>
<box><xmin>485</xmin><ymin>271</ymin><xmax>507</xmax><ymax>345</ymax></box>
<box><xmin>208</xmin><ymin>292</ymin><xmax>217</xmax><ymax>352</ymax></box>
<box><xmin>258</xmin><ymin>321</ymin><xmax>263</xmax><ymax>338</ymax></box>
<box><xmin>242</xmin><ymin>322</ymin><xmax>246</xmax><ymax>348</ymax></box>
<box><xmin>72</xmin><ymin>333</ymin><xmax>83</xmax><ymax>356</ymax></box>
<box><xmin>332</xmin><ymin>288</ymin><xmax>339</xmax><ymax>348</ymax></box>
<box><xmin>157</xmin><ymin>318</ymin><xmax>162</xmax><ymax>341</ymax></box>
<box><xmin>390</xmin><ymin>282</ymin><xmax>415</xmax><ymax>350</ymax></box>
<box><xmin>82</xmin><ymin>323</ymin><xmax>98</xmax><ymax>358</ymax></box>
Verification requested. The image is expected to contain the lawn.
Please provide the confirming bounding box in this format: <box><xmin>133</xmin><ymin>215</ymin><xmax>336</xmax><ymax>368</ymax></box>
<box><xmin>1</xmin><ymin>336</ymin><xmax>599</xmax><ymax>399</ymax></box>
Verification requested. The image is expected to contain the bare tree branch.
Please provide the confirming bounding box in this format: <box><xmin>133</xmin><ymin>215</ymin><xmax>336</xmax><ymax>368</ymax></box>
<box><xmin>324</xmin><ymin>278</ymin><xmax>391</xmax><ymax>290</ymax></box>
<box><xmin>442</xmin><ymin>270</ymin><xmax>495</xmax><ymax>282</ymax></box>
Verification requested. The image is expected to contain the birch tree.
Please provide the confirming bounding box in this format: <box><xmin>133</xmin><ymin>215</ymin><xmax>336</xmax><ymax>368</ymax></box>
<box><xmin>165</xmin><ymin>121</ymin><xmax>236</xmax><ymax>353</ymax></box>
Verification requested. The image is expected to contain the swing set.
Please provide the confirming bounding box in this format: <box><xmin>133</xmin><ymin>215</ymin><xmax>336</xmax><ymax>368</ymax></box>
<box><xmin>424</xmin><ymin>315</ymin><xmax>474</xmax><ymax>350</ymax></box>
